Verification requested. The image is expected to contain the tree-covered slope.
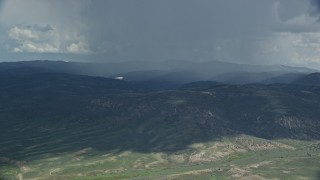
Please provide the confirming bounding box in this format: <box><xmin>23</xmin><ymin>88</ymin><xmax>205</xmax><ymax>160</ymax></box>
<box><xmin>1</xmin><ymin>69</ymin><xmax>320</xmax><ymax>179</ymax></box>
<box><xmin>1</xmin><ymin>70</ymin><xmax>320</xmax><ymax>160</ymax></box>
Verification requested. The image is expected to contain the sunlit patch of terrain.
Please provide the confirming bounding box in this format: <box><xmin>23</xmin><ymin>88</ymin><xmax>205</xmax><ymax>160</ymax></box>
<box><xmin>1</xmin><ymin>136</ymin><xmax>319</xmax><ymax>180</ymax></box>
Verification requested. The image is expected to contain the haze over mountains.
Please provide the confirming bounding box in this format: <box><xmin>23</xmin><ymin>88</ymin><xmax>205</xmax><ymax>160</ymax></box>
<box><xmin>0</xmin><ymin>60</ymin><xmax>316</xmax><ymax>85</ymax></box>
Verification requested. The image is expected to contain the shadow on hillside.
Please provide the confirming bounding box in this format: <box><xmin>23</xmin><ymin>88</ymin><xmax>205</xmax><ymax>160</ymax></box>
<box><xmin>316</xmin><ymin>171</ymin><xmax>320</xmax><ymax>180</ymax></box>
<box><xmin>1</xmin><ymin>108</ymin><xmax>320</xmax><ymax>162</ymax></box>
<box><xmin>1</xmin><ymin>80</ymin><xmax>320</xmax><ymax>162</ymax></box>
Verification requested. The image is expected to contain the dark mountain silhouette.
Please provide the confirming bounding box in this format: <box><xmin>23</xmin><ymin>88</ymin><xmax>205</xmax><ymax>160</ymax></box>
<box><xmin>0</xmin><ymin>60</ymin><xmax>316</xmax><ymax>84</ymax></box>
<box><xmin>1</xmin><ymin>66</ymin><xmax>320</xmax><ymax>161</ymax></box>
<box><xmin>293</xmin><ymin>73</ymin><xmax>320</xmax><ymax>86</ymax></box>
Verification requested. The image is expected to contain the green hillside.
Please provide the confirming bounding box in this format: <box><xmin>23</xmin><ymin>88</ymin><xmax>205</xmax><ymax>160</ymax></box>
<box><xmin>1</xmin><ymin>70</ymin><xmax>320</xmax><ymax>179</ymax></box>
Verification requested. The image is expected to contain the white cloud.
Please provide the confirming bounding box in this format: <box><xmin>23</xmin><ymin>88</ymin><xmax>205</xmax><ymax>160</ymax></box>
<box><xmin>67</xmin><ymin>41</ymin><xmax>91</xmax><ymax>54</ymax></box>
<box><xmin>8</xmin><ymin>25</ymin><xmax>59</xmax><ymax>53</ymax></box>
<box><xmin>285</xmin><ymin>13</ymin><xmax>318</xmax><ymax>27</ymax></box>
<box><xmin>13</xmin><ymin>43</ymin><xmax>59</xmax><ymax>53</ymax></box>
<box><xmin>291</xmin><ymin>32</ymin><xmax>320</xmax><ymax>48</ymax></box>
<box><xmin>1</xmin><ymin>0</ymin><xmax>91</xmax><ymax>55</ymax></box>
<box><xmin>7</xmin><ymin>24</ymin><xmax>92</xmax><ymax>54</ymax></box>
<box><xmin>256</xmin><ymin>32</ymin><xmax>320</xmax><ymax>66</ymax></box>
<box><xmin>281</xmin><ymin>32</ymin><xmax>320</xmax><ymax>65</ymax></box>
<box><xmin>9</xmin><ymin>27</ymin><xmax>40</xmax><ymax>41</ymax></box>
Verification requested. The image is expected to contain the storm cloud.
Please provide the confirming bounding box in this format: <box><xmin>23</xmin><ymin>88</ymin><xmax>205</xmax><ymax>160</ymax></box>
<box><xmin>0</xmin><ymin>0</ymin><xmax>320</xmax><ymax>68</ymax></box>
<box><xmin>311</xmin><ymin>0</ymin><xmax>320</xmax><ymax>11</ymax></box>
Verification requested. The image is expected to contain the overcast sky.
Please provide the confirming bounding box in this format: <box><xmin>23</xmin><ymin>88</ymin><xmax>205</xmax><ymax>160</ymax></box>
<box><xmin>0</xmin><ymin>0</ymin><xmax>320</xmax><ymax>68</ymax></box>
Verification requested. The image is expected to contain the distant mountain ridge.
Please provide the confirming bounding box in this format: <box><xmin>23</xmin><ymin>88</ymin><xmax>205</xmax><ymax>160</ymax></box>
<box><xmin>0</xmin><ymin>60</ymin><xmax>317</xmax><ymax>84</ymax></box>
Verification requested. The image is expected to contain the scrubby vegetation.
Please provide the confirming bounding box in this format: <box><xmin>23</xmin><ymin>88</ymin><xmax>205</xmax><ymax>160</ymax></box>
<box><xmin>1</xmin><ymin>67</ymin><xmax>320</xmax><ymax>179</ymax></box>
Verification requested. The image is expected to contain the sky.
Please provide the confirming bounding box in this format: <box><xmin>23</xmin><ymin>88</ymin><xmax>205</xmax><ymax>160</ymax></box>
<box><xmin>0</xmin><ymin>0</ymin><xmax>320</xmax><ymax>68</ymax></box>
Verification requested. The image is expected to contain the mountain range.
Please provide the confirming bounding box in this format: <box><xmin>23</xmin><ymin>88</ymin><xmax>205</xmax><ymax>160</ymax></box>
<box><xmin>0</xmin><ymin>60</ymin><xmax>316</xmax><ymax>84</ymax></box>
<box><xmin>0</xmin><ymin>60</ymin><xmax>320</xmax><ymax>179</ymax></box>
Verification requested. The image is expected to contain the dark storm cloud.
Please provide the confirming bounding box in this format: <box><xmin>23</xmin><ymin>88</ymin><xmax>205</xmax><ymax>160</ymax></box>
<box><xmin>0</xmin><ymin>0</ymin><xmax>4</xmax><ymax>12</ymax></box>
<box><xmin>1</xmin><ymin>0</ymin><xmax>320</xmax><ymax>67</ymax></box>
<box><xmin>311</xmin><ymin>0</ymin><xmax>320</xmax><ymax>11</ymax></box>
<box><xmin>310</xmin><ymin>0</ymin><xmax>320</xmax><ymax>22</ymax></box>
<box><xmin>32</xmin><ymin>24</ymin><xmax>54</xmax><ymax>32</ymax></box>
<box><xmin>80</xmin><ymin>0</ymin><xmax>276</xmax><ymax>61</ymax></box>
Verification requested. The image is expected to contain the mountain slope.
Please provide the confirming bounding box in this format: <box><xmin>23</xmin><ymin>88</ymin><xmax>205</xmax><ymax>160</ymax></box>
<box><xmin>293</xmin><ymin>73</ymin><xmax>320</xmax><ymax>86</ymax></box>
<box><xmin>262</xmin><ymin>73</ymin><xmax>306</xmax><ymax>84</ymax></box>
<box><xmin>1</xmin><ymin>68</ymin><xmax>320</xmax><ymax>179</ymax></box>
<box><xmin>1</xmin><ymin>71</ymin><xmax>320</xmax><ymax>158</ymax></box>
